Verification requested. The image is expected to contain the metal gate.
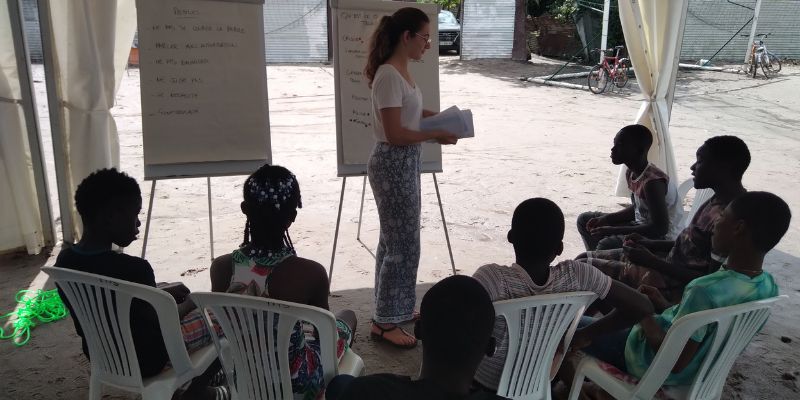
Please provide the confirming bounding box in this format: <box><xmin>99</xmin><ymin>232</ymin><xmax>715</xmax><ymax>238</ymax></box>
<box><xmin>22</xmin><ymin>0</ymin><xmax>42</xmax><ymax>62</ymax></box>
<box><xmin>461</xmin><ymin>0</ymin><xmax>516</xmax><ymax>60</ymax></box>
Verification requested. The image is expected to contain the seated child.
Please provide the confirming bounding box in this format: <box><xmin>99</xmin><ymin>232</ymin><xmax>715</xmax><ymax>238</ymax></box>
<box><xmin>209</xmin><ymin>164</ymin><xmax>356</xmax><ymax>400</ymax></box>
<box><xmin>471</xmin><ymin>198</ymin><xmax>654</xmax><ymax>391</ymax></box>
<box><xmin>578</xmin><ymin>124</ymin><xmax>682</xmax><ymax>251</ymax></box>
<box><xmin>572</xmin><ymin>191</ymin><xmax>789</xmax><ymax>389</ymax></box>
<box><xmin>578</xmin><ymin>135</ymin><xmax>750</xmax><ymax>303</ymax></box>
<box><xmin>327</xmin><ymin>275</ymin><xmax>507</xmax><ymax>400</ymax></box>
<box><xmin>55</xmin><ymin>168</ymin><xmax>223</xmax><ymax>399</ymax></box>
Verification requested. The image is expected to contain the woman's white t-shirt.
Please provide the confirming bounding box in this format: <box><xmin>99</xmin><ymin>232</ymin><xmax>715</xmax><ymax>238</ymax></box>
<box><xmin>371</xmin><ymin>64</ymin><xmax>423</xmax><ymax>143</ymax></box>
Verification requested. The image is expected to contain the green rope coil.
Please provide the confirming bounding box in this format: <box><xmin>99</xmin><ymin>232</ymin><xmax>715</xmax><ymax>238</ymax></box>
<box><xmin>0</xmin><ymin>289</ymin><xmax>68</xmax><ymax>346</ymax></box>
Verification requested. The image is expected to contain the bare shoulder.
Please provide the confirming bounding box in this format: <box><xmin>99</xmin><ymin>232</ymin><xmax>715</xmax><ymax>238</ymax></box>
<box><xmin>289</xmin><ymin>256</ymin><xmax>328</xmax><ymax>278</ymax></box>
<box><xmin>210</xmin><ymin>253</ymin><xmax>235</xmax><ymax>292</ymax></box>
<box><xmin>210</xmin><ymin>253</ymin><xmax>234</xmax><ymax>272</ymax></box>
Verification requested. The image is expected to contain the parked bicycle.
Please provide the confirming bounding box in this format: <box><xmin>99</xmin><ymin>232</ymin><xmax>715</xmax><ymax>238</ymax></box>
<box><xmin>587</xmin><ymin>46</ymin><xmax>631</xmax><ymax>94</ymax></box>
<box><xmin>743</xmin><ymin>33</ymin><xmax>781</xmax><ymax>79</ymax></box>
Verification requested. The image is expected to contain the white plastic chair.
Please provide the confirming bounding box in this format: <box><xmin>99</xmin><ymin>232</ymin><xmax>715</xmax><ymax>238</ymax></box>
<box><xmin>568</xmin><ymin>295</ymin><xmax>785</xmax><ymax>400</ymax></box>
<box><xmin>190</xmin><ymin>292</ymin><xmax>365</xmax><ymax>400</ymax></box>
<box><xmin>493</xmin><ymin>291</ymin><xmax>598</xmax><ymax>400</ymax></box>
<box><xmin>677</xmin><ymin>178</ymin><xmax>715</xmax><ymax>230</ymax></box>
<box><xmin>42</xmin><ymin>267</ymin><xmax>218</xmax><ymax>400</ymax></box>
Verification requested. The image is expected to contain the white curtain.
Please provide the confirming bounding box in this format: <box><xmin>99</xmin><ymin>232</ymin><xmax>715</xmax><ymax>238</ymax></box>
<box><xmin>0</xmin><ymin>1</ymin><xmax>44</xmax><ymax>254</ymax></box>
<box><xmin>614</xmin><ymin>0</ymin><xmax>688</xmax><ymax>196</ymax></box>
<box><xmin>46</xmin><ymin>0</ymin><xmax>137</xmax><ymax>239</ymax></box>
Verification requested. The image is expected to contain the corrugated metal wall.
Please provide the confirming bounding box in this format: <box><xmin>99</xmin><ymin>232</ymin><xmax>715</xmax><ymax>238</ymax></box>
<box><xmin>461</xmin><ymin>0</ymin><xmax>516</xmax><ymax>60</ymax></box>
<box><xmin>263</xmin><ymin>0</ymin><xmax>328</xmax><ymax>63</ymax></box>
<box><xmin>23</xmin><ymin>0</ymin><xmax>330</xmax><ymax>64</ymax></box>
<box><xmin>681</xmin><ymin>0</ymin><xmax>800</xmax><ymax>61</ymax></box>
<box><xmin>22</xmin><ymin>0</ymin><xmax>42</xmax><ymax>62</ymax></box>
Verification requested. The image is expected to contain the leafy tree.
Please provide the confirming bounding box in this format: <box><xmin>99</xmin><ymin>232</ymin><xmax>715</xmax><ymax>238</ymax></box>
<box><xmin>417</xmin><ymin>0</ymin><xmax>461</xmax><ymax>13</ymax></box>
<box><xmin>547</xmin><ymin>0</ymin><xmax>578</xmax><ymax>23</ymax></box>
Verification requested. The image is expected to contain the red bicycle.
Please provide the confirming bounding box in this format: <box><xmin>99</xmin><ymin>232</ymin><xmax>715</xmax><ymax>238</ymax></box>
<box><xmin>587</xmin><ymin>46</ymin><xmax>631</xmax><ymax>94</ymax></box>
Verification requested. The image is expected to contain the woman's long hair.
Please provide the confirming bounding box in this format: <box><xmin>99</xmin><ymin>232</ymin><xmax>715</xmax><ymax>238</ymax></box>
<box><xmin>364</xmin><ymin>7</ymin><xmax>429</xmax><ymax>87</ymax></box>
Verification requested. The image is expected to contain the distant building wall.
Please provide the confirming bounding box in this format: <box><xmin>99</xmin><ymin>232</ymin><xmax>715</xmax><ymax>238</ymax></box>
<box><xmin>22</xmin><ymin>0</ymin><xmax>42</xmax><ymax>62</ymax></box>
<box><xmin>21</xmin><ymin>0</ymin><xmax>330</xmax><ymax>64</ymax></box>
<box><xmin>461</xmin><ymin>0</ymin><xmax>516</xmax><ymax>60</ymax></box>
<box><xmin>681</xmin><ymin>0</ymin><xmax>800</xmax><ymax>61</ymax></box>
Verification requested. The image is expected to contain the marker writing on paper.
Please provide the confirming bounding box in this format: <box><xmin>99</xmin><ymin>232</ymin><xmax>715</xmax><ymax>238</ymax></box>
<box><xmin>349</xmin><ymin>117</ymin><xmax>371</xmax><ymax>128</ymax></box>
<box><xmin>173</xmin><ymin>7</ymin><xmax>199</xmax><ymax>17</ymax></box>
<box><xmin>156</xmin><ymin>108</ymin><xmax>200</xmax><ymax>116</ymax></box>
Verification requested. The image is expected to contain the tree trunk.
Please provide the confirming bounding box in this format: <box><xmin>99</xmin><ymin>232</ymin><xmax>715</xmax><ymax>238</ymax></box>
<box><xmin>512</xmin><ymin>0</ymin><xmax>529</xmax><ymax>61</ymax></box>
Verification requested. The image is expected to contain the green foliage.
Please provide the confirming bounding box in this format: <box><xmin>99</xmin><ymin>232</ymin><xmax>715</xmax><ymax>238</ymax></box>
<box><xmin>548</xmin><ymin>0</ymin><xmax>578</xmax><ymax>23</ymax></box>
<box><xmin>417</xmin><ymin>0</ymin><xmax>461</xmax><ymax>12</ymax></box>
<box><xmin>527</xmin><ymin>1</ymin><xmax>579</xmax><ymax>22</ymax></box>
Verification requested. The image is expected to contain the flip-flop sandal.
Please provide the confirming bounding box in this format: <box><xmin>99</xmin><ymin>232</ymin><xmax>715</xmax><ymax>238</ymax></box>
<box><xmin>370</xmin><ymin>322</ymin><xmax>417</xmax><ymax>349</ymax></box>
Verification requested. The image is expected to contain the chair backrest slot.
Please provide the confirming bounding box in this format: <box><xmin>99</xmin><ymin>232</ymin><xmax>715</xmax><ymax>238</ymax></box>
<box><xmin>192</xmin><ymin>292</ymin><xmax>342</xmax><ymax>400</ymax></box>
<box><xmin>495</xmin><ymin>292</ymin><xmax>597</xmax><ymax>399</ymax></box>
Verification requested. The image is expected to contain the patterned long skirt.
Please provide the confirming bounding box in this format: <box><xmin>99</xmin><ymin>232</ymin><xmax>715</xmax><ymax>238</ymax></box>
<box><xmin>367</xmin><ymin>142</ymin><xmax>422</xmax><ymax>324</ymax></box>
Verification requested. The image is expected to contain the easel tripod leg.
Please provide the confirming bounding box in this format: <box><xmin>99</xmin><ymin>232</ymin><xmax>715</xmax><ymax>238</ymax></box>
<box><xmin>207</xmin><ymin>177</ymin><xmax>214</xmax><ymax>260</ymax></box>
<box><xmin>433</xmin><ymin>173</ymin><xmax>457</xmax><ymax>275</ymax></box>
<box><xmin>329</xmin><ymin>177</ymin><xmax>347</xmax><ymax>286</ymax></box>
<box><xmin>357</xmin><ymin>176</ymin><xmax>366</xmax><ymax>240</ymax></box>
<box><xmin>141</xmin><ymin>180</ymin><xmax>157</xmax><ymax>258</ymax></box>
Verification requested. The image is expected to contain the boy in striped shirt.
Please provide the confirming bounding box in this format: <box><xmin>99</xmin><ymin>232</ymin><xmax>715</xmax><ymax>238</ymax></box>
<box><xmin>472</xmin><ymin>198</ymin><xmax>654</xmax><ymax>391</ymax></box>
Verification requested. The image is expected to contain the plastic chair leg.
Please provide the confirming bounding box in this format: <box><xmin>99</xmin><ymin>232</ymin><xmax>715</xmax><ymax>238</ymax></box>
<box><xmin>88</xmin><ymin>377</ymin><xmax>103</xmax><ymax>400</ymax></box>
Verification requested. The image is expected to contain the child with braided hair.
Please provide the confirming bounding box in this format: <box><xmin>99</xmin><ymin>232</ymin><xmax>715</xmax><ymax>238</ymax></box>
<box><xmin>209</xmin><ymin>164</ymin><xmax>356</xmax><ymax>399</ymax></box>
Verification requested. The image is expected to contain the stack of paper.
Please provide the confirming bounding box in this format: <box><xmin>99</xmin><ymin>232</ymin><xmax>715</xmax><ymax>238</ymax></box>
<box><xmin>420</xmin><ymin>106</ymin><xmax>475</xmax><ymax>139</ymax></box>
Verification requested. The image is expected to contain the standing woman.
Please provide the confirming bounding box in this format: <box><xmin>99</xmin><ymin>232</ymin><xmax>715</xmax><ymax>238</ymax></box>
<box><xmin>364</xmin><ymin>7</ymin><xmax>458</xmax><ymax>348</ymax></box>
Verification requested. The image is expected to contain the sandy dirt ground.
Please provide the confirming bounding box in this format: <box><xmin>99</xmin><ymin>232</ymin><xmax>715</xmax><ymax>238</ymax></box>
<box><xmin>1</xmin><ymin>56</ymin><xmax>799</xmax><ymax>399</ymax></box>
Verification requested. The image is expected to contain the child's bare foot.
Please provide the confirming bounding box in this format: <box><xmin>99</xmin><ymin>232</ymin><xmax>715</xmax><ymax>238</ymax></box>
<box><xmin>370</xmin><ymin>322</ymin><xmax>417</xmax><ymax>349</ymax></box>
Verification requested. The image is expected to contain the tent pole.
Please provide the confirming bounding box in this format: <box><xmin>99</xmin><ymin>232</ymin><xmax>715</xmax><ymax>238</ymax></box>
<box><xmin>37</xmin><ymin>0</ymin><xmax>75</xmax><ymax>245</ymax></box>
<box><xmin>9</xmin><ymin>0</ymin><xmax>56</xmax><ymax>247</ymax></box>
<box><xmin>744</xmin><ymin>0</ymin><xmax>763</xmax><ymax>64</ymax></box>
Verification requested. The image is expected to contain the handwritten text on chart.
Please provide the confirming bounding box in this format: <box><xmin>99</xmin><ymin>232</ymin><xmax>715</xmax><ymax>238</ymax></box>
<box><xmin>155</xmin><ymin>76</ymin><xmax>204</xmax><ymax>84</ymax></box>
<box><xmin>339</xmin><ymin>11</ymin><xmax>379</xmax><ymax>26</ymax></box>
<box><xmin>172</xmin><ymin>7</ymin><xmax>199</xmax><ymax>17</ymax></box>
<box><xmin>142</xmin><ymin>14</ymin><xmax>250</xmax><ymax>120</ymax></box>
<box><xmin>153</xmin><ymin>58</ymin><xmax>210</xmax><ymax>66</ymax></box>
<box><xmin>153</xmin><ymin>41</ymin><xmax>239</xmax><ymax>50</ymax></box>
<box><xmin>349</xmin><ymin>117</ymin><xmax>371</xmax><ymax>128</ymax></box>
<box><xmin>150</xmin><ymin>24</ymin><xmax>245</xmax><ymax>33</ymax></box>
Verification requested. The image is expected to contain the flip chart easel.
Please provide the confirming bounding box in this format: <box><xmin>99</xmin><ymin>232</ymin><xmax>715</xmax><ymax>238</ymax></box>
<box><xmin>136</xmin><ymin>0</ymin><xmax>271</xmax><ymax>259</ymax></box>
<box><xmin>327</xmin><ymin>0</ymin><xmax>456</xmax><ymax>285</ymax></box>
<box><xmin>141</xmin><ymin>177</ymin><xmax>214</xmax><ymax>259</ymax></box>
<box><xmin>328</xmin><ymin>174</ymin><xmax>457</xmax><ymax>287</ymax></box>
<box><xmin>139</xmin><ymin>161</ymin><xmax>267</xmax><ymax>259</ymax></box>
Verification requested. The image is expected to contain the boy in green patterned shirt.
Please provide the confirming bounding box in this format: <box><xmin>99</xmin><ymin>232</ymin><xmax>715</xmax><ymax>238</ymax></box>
<box><xmin>572</xmin><ymin>191</ymin><xmax>790</xmax><ymax>388</ymax></box>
